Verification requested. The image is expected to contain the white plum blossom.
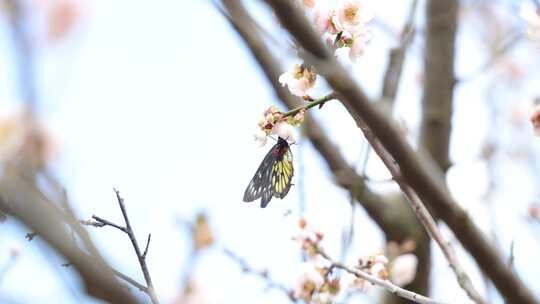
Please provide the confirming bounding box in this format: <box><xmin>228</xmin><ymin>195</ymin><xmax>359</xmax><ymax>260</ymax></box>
<box><xmin>314</xmin><ymin>6</ymin><xmax>339</xmax><ymax>34</ymax></box>
<box><xmin>335</xmin><ymin>0</ymin><xmax>374</xmax><ymax>35</ymax></box>
<box><xmin>348</xmin><ymin>29</ymin><xmax>372</xmax><ymax>61</ymax></box>
<box><xmin>370</xmin><ymin>262</ymin><xmax>387</xmax><ymax>277</ymax></box>
<box><xmin>272</xmin><ymin>122</ymin><xmax>296</xmax><ymax>143</ymax></box>
<box><xmin>278</xmin><ymin>64</ymin><xmax>317</xmax><ymax>97</ymax></box>
<box><xmin>389</xmin><ymin>253</ymin><xmax>418</xmax><ymax>287</ymax></box>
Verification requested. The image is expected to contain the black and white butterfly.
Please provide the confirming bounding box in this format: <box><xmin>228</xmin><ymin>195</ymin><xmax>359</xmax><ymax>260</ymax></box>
<box><xmin>243</xmin><ymin>137</ymin><xmax>294</xmax><ymax>208</ymax></box>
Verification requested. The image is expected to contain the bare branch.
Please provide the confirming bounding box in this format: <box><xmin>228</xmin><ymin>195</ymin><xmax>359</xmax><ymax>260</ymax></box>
<box><xmin>0</xmin><ymin>169</ymin><xmax>139</xmax><ymax>304</ymax></box>
<box><xmin>89</xmin><ymin>189</ymin><xmax>159</xmax><ymax>304</ymax></box>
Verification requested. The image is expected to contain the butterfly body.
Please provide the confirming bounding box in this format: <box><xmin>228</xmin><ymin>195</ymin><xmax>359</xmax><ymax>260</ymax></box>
<box><xmin>243</xmin><ymin>137</ymin><xmax>294</xmax><ymax>208</ymax></box>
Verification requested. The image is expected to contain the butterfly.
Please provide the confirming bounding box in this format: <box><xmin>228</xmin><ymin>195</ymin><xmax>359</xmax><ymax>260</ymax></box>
<box><xmin>243</xmin><ymin>137</ymin><xmax>294</xmax><ymax>208</ymax></box>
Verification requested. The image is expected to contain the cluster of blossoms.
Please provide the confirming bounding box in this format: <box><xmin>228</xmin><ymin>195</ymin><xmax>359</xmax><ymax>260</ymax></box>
<box><xmin>289</xmin><ymin>218</ymin><xmax>419</xmax><ymax>302</ymax></box>
<box><xmin>305</xmin><ymin>0</ymin><xmax>374</xmax><ymax>62</ymax></box>
<box><xmin>278</xmin><ymin>1</ymin><xmax>374</xmax><ymax>99</ymax></box>
<box><xmin>254</xmin><ymin>105</ymin><xmax>305</xmax><ymax>145</ymax></box>
<box><xmin>279</xmin><ymin>64</ymin><xmax>318</xmax><ymax>98</ymax></box>
<box><xmin>255</xmin><ymin>1</ymin><xmax>374</xmax><ymax>145</ymax></box>
<box><xmin>0</xmin><ymin>108</ymin><xmax>55</xmax><ymax>170</ymax></box>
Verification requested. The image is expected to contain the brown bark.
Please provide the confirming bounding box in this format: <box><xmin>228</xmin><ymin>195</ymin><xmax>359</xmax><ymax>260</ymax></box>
<box><xmin>419</xmin><ymin>0</ymin><xmax>457</xmax><ymax>172</ymax></box>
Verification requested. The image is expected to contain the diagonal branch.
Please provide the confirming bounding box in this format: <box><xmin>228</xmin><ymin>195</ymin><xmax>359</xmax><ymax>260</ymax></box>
<box><xmin>316</xmin><ymin>248</ymin><xmax>444</xmax><ymax>304</ymax></box>
<box><xmin>357</xmin><ymin>126</ymin><xmax>485</xmax><ymax>304</ymax></box>
<box><xmin>0</xmin><ymin>168</ymin><xmax>139</xmax><ymax>304</ymax></box>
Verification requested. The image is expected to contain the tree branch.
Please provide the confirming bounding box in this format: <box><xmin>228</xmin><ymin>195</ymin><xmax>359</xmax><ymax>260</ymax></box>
<box><xmin>316</xmin><ymin>248</ymin><xmax>444</xmax><ymax>304</ymax></box>
<box><xmin>0</xmin><ymin>168</ymin><xmax>139</xmax><ymax>304</ymax></box>
<box><xmin>262</xmin><ymin>1</ymin><xmax>538</xmax><ymax>303</ymax></box>
<box><xmin>87</xmin><ymin>189</ymin><xmax>159</xmax><ymax>304</ymax></box>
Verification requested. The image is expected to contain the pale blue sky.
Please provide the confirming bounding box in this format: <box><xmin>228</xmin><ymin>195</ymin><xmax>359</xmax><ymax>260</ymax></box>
<box><xmin>1</xmin><ymin>0</ymin><xmax>540</xmax><ymax>303</ymax></box>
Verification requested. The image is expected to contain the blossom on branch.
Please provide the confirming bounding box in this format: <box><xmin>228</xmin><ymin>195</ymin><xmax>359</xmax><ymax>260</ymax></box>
<box><xmin>279</xmin><ymin>64</ymin><xmax>317</xmax><ymax>97</ymax></box>
<box><xmin>0</xmin><ymin>108</ymin><xmax>56</xmax><ymax>169</ymax></box>
<box><xmin>334</xmin><ymin>0</ymin><xmax>374</xmax><ymax>35</ymax></box>
<box><xmin>255</xmin><ymin>106</ymin><xmax>304</xmax><ymax>145</ymax></box>
<box><xmin>293</xmin><ymin>262</ymin><xmax>325</xmax><ymax>301</ymax></box>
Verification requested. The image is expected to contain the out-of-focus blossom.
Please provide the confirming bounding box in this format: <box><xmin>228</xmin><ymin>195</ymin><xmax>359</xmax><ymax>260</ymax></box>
<box><xmin>314</xmin><ymin>7</ymin><xmax>339</xmax><ymax>34</ymax></box>
<box><xmin>0</xmin><ymin>108</ymin><xmax>56</xmax><ymax>169</ymax></box>
<box><xmin>293</xmin><ymin>262</ymin><xmax>325</xmax><ymax>301</ymax></box>
<box><xmin>30</xmin><ymin>0</ymin><xmax>86</xmax><ymax>43</ymax></box>
<box><xmin>521</xmin><ymin>5</ymin><xmax>540</xmax><ymax>44</ymax></box>
<box><xmin>279</xmin><ymin>64</ymin><xmax>317</xmax><ymax>97</ymax></box>
<box><xmin>293</xmin><ymin>217</ymin><xmax>324</xmax><ymax>258</ymax></box>
<box><xmin>299</xmin><ymin>0</ymin><xmax>317</xmax><ymax>10</ymax></box>
<box><xmin>361</xmin><ymin>253</ymin><xmax>389</xmax><ymax>280</ymax></box>
<box><xmin>530</xmin><ymin>104</ymin><xmax>540</xmax><ymax>136</ymax></box>
<box><xmin>335</xmin><ymin>0</ymin><xmax>374</xmax><ymax>35</ymax></box>
<box><xmin>191</xmin><ymin>213</ymin><xmax>214</xmax><ymax>252</ymax></box>
<box><xmin>348</xmin><ymin>29</ymin><xmax>372</xmax><ymax>61</ymax></box>
<box><xmin>46</xmin><ymin>0</ymin><xmax>83</xmax><ymax>42</ymax></box>
<box><xmin>529</xmin><ymin>204</ymin><xmax>540</xmax><ymax>220</ymax></box>
<box><xmin>389</xmin><ymin>253</ymin><xmax>418</xmax><ymax>287</ymax></box>
<box><xmin>400</xmin><ymin>239</ymin><xmax>416</xmax><ymax>253</ymax></box>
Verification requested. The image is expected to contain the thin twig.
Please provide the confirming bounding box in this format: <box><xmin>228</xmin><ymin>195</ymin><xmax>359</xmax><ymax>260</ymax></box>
<box><xmin>508</xmin><ymin>241</ymin><xmax>515</xmax><ymax>269</ymax></box>
<box><xmin>113</xmin><ymin>189</ymin><xmax>159</xmax><ymax>304</ymax></box>
<box><xmin>223</xmin><ymin>248</ymin><xmax>296</xmax><ymax>302</ymax></box>
<box><xmin>85</xmin><ymin>190</ymin><xmax>159</xmax><ymax>303</ymax></box>
<box><xmin>316</xmin><ymin>248</ymin><xmax>445</xmax><ymax>304</ymax></box>
<box><xmin>90</xmin><ymin>215</ymin><xmax>127</xmax><ymax>232</ymax></box>
<box><xmin>281</xmin><ymin>92</ymin><xmax>337</xmax><ymax>118</ymax></box>
<box><xmin>112</xmin><ymin>268</ymin><xmax>148</xmax><ymax>293</ymax></box>
<box><xmin>142</xmin><ymin>234</ymin><xmax>152</xmax><ymax>260</ymax></box>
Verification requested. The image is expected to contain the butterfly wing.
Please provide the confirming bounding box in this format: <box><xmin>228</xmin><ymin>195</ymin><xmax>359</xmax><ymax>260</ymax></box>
<box><xmin>271</xmin><ymin>146</ymin><xmax>294</xmax><ymax>199</ymax></box>
<box><xmin>243</xmin><ymin>142</ymin><xmax>277</xmax><ymax>205</ymax></box>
